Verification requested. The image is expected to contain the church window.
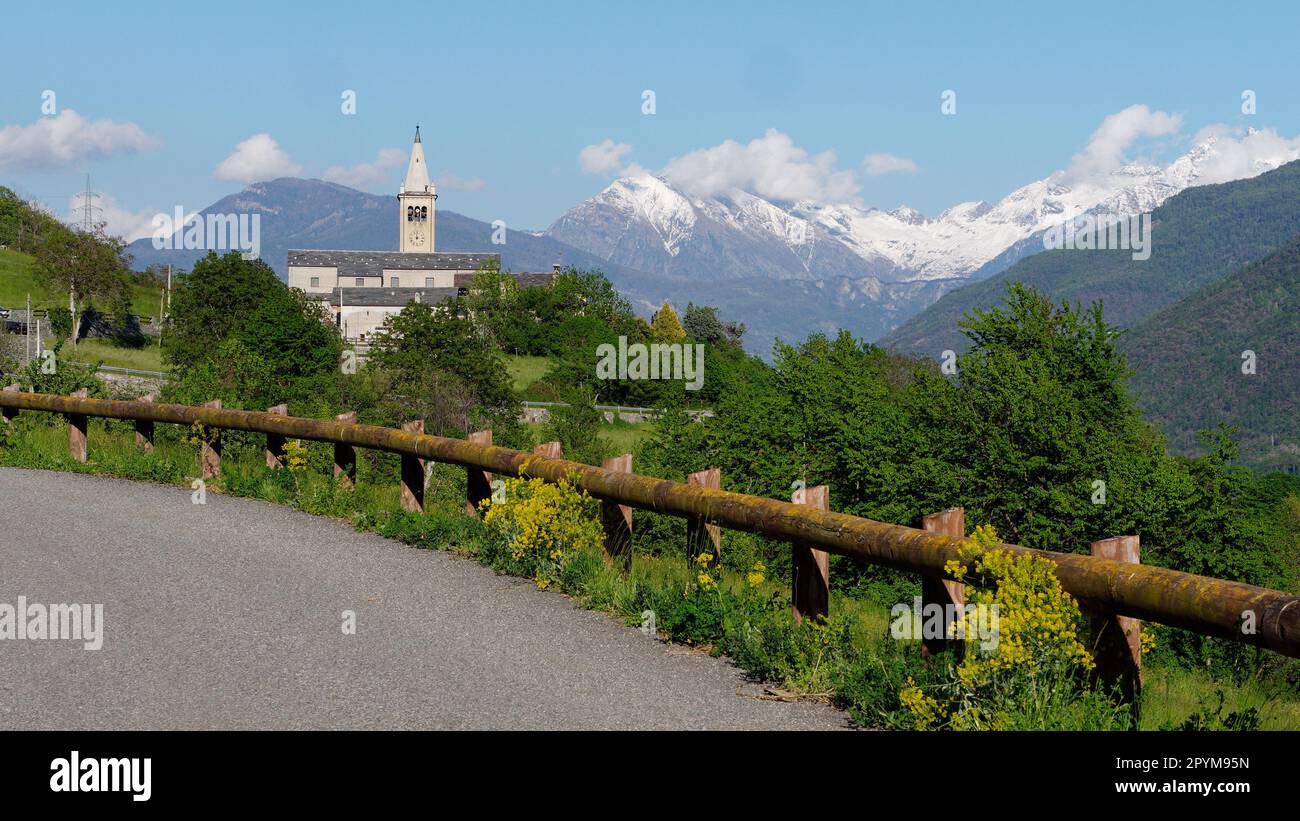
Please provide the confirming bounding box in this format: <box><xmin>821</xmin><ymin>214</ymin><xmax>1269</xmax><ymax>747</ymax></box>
<box><xmin>391</xmin><ymin>277</ymin><xmax>400</xmax><ymax>287</ymax></box>
<box><xmin>310</xmin><ymin>276</ymin><xmax>320</xmax><ymax>288</ymax></box>
<box><xmin>355</xmin><ymin>278</ymin><xmax>364</xmax><ymax>287</ymax></box>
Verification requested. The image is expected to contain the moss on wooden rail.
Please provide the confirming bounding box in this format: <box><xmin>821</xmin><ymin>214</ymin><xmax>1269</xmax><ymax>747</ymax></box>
<box><xmin>2</xmin><ymin>389</ymin><xmax>1297</xmax><ymax>659</ymax></box>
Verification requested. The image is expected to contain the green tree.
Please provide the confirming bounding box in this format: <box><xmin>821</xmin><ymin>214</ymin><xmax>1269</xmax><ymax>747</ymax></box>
<box><xmin>367</xmin><ymin>299</ymin><xmax>520</xmax><ymax>439</ymax></box>
<box><xmin>32</xmin><ymin>223</ymin><xmax>131</xmax><ymax>346</ymax></box>
<box><xmin>540</xmin><ymin>386</ymin><xmax>612</xmax><ymax>465</ymax></box>
<box><xmin>899</xmin><ymin>282</ymin><xmax>1151</xmax><ymax>552</ymax></box>
<box><xmin>683</xmin><ymin>302</ymin><xmax>745</xmax><ymax>349</ymax></box>
<box><xmin>0</xmin><ymin>186</ymin><xmax>64</xmax><ymax>254</ymax></box>
<box><xmin>650</xmin><ymin>302</ymin><xmax>686</xmax><ymax>342</ymax></box>
<box><xmin>162</xmin><ymin>251</ymin><xmax>344</xmax><ymax>411</ymax></box>
<box><xmin>463</xmin><ymin>263</ymin><xmax>522</xmax><ymax>351</ymax></box>
<box><xmin>234</xmin><ymin>286</ymin><xmax>343</xmax><ymax>393</ymax></box>
<box><xmin>162</xmin><ymin>252</ymin><xmax>282</xmax><ymax>371</ymax></box>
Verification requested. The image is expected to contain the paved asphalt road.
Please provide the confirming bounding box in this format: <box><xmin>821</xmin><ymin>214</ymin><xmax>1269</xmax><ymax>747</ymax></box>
<box><xmin>0</xmin><ymin>468</ymin><xmax>848</xmax><ymax>730</ymax></box>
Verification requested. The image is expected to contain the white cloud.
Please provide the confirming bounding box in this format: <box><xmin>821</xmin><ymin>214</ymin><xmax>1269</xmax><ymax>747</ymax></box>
<box><xmin>66</xmin><ymin>191</ymin><xmax>160</xmax><ymax>242</ymax></box>
<box><xmin>862</xmin><ymin>152</ymin><xmax>918</xmax><ymax>176</ymax></box>
<box><xmin>579</xmin><ymin>139</ymin><xmax>634</xmax><ymax>175</ymax></box>
<box><xmin>0</xmin><ymin>109</ymin><xmax>158</xmax><ymax>172</ymax></box>
<box><xmin>434</xmin><ymin>172</ymin><xmax>486</xmax><ymax>192</ymax></box>
<box><xmin>322</xmin><ymin>147</ymin><xmax>405</xmax><ymax>189</ymax></box>
<box><xmin>659</xmin><ymin>128</ymin><xmax>859</xmax><ymax>202</ymax></box>
<box><xmin>213</xmin><ymin>133</ymin><xmax>302</xmax><ymax>183</ymax></box>
<box><xmin>1065</xmin><ymin>104</ymin><xmax>1182</xmax><ymax>181</ymax></box>
<box><xmin>1190</xmin><ymin>125</ymin><xmax>1300</xmax><ymax>185</ymax></box>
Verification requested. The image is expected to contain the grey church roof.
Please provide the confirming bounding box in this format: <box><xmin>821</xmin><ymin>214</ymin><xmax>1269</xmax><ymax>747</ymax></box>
<box><xmin>512</xmin><ymin>272</ymin><xmax>563</xmax><ymax>288</ymax></box>
<box><xmin>315</xmin><ymin>287</ymin><xmax>461</xmax><ymax>307</ymax></box>
<box><xmin>287</xmin><ymin>249</ymin><xmax>498</xmax><ymax>277</ymax></box>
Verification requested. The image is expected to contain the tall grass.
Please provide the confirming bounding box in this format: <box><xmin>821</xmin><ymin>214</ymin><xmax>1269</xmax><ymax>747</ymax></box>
<box><xmin>62</xmin><ymin>338</ymin><xmax>164</xmax><ymax>371</ymax></box>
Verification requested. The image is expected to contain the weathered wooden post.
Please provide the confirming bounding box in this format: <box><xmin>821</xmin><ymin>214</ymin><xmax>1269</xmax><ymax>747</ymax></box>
<box><xmin>265</xmin><ymin>404</ymin><xmax>287</xmax><ymax>468</ymax></box>
<box><xmin>533</xmin><ymin>441</ymin><xmax>561</xmax><ymax>458</ymax></box>
<box><xmin>1</xmin><ymin>384</ymin><xmax>19</xmax><ymax>425</ymax></box>
<box><xmin>1090</xmin><ymin>535</ymin><xmax>1142</xmax><ymax>719</ymax></box>
<box><xmin>921</xmin><ymin>507</ymin><xmax>966</xmax><ymax>660</ymax></box>
<box><xmin>465</xmin><ymin>429</ymin><xmax>493</xmax><ymax>516</ymax></box>
<box><xmin>67</xmin><ymin>388</ymin><xmax>88</xmax><ymax>463</ymax></box>
<box><xmin>602</xmin><ymin>453</ymin><xmax>633</xmax><ymax>568</ymax></box>
<box><xmin>334</xmin><ymin>411</ymin><xmax>357</xmax><ymax>487</ymax></box>
<box><xmin>792</xmin><ymin>484</ymin><xmax>830</xmax><ymax>625</ymax></box>
<box><xmin>135</xmin><ymin>394</ymin><xmax>155</xmax><ymax>453</ymax></box>
<box><xmin>400</xmin><ymin>419</ymin><xmax>425</xmax><ymax>513</ymax></box>
<box><xmin>200</xmin><ymin>399</ymin><xmax>222</xmax><ymax>480</ymax></box>
<box><xmin>687</xmin><ymin>468</ymin><xmax>722</xmax><ymax>560</ymax></box>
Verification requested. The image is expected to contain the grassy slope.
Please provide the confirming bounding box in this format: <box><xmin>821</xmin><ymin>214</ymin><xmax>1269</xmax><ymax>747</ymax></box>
<box><xmin>0</xmin><ymin>247</ymin><xmax>164</xmax><ymax>319</ymax></box>
<box><xmin>508</xmin><ymin>352</ymin><xmax>655</xmax><ymax>454</ymax></box>
<box><xmin>62</xmin><ymin>338</ymin><xmax>164</xmax><ymax>371</ymax></box>
<box><xmin>504</xmin><ymin>354</ymin><xmax>550</xmax><ymax>393</ymax></box>
<box><xmin>524</xmin><ymin>419</ymin><xmax>654</xmax><ymax>455</ymax></box>
<box><xmin>1122</xmin><ymin>234</ymin><xmax>1300</xmax><ymax>468</ymax></box>
<box><xmin>882</xmin><ymin>160</ymin><xmax>1300</xmax><ymax>357</ymax></box>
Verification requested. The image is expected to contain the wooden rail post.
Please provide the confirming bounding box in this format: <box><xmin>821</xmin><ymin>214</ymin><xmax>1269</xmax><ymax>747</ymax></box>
<box><xmin>334</xmin><ymin>411</ymin><xmax>357</xmax><ymax>487</ymax></box>
<box><xmin>533</xmin><ymin>441</ymin><xmax>561</xmax><ymax>458</ymax></box>
<box><xmin>921</xmin><ymin>507</ymin><xmax>966</xmax><ymax>660</ymax></box>
<box><xmin>465</xmin><ymin>429</ymin><xmax>493</xmax><ymax>516</ymax></box>
<box><xmin>67</xmin><ymin>388</ymin><xmax>88</xmax><ymax>463</ymax></box>
<box><xmin>400</xmin><ymin>419</ymin><xmax>425</xmax><ymax>512</ymax></box>
<box><xmin>134</xmin><ymin>394</ymin><xmax>155</xmax><ymax>453</ymax></box>
<box><xmin>792</xmin><ymin>484</ymin><xmax>830</xmax><ymax>625</ymax></box>
<box><xmin>1</xmin><ymin>384</ymin><xmax>19</xmax><ymax>425</ymax></box>
<box><xmin>198</xmin><ymin>399</ymin><xmax>223</xmax><ymax>479</ymax></box>
<box><xmin>687</xmin><ymin>468</ymin><xmax>722</xmax><ymax>560</ymax></box>
<box><xmin>602</xmin><ymin>453</ymin><xmax>633</xmax><ymax>568</ymax></box>
<box><xmin>1090</xmin><ymin>535</ymin><xmax>1142</xmax><ymax>717</ymax></box>
<box><xmin>265</xmin><ymin>404</ymin><xmax>287</xmax><ymax>468</ymax></box>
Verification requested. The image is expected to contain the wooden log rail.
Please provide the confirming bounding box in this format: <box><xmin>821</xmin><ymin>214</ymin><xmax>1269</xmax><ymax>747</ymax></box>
<box><xmin>1</xmin><ymin>389</ymin><xmax>1297</xmax><ymax>661</ymax></box>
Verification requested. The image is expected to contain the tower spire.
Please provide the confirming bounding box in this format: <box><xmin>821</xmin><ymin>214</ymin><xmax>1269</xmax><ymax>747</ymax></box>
<box><xmin>402</xmin><ymin>127</ymin><xmax>430</xmax><ymax>193</ymax></box>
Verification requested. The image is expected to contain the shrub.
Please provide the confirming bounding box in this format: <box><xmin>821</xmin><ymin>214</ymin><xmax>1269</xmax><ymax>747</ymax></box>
<box><xmin>902</xmin><ymin>525</ymin><xmax>1130</xmax><ymax>730</ymax></box>
<box><xmin>480</xmin><ymin>476</ymin><xmax>603</xmax><ymax>587</ymax></box>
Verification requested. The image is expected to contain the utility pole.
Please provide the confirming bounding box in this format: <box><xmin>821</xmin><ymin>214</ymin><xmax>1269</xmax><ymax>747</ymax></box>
<box><xmin>79</xmin><ymin>175</ymin><xmax>102</xmax><ymax>231</ymax></box>
<box><xmin>25</xmin><ymin>293</ymin><xmax>31</xmax><ymax>366</ymax></box>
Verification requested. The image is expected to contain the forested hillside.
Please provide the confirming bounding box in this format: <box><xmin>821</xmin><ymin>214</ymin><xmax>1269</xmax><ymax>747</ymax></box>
<box><xmin>1123</xmin><ymin>234</ymin><xmax>1300</xmax><ymax>471</ymax></box>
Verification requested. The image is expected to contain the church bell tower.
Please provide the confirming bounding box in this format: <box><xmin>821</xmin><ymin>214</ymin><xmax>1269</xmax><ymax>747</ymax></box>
<box><xmin>398</xmin><ymin>126</ymin><xmax>436</xmax><ymax>253</ymax></box>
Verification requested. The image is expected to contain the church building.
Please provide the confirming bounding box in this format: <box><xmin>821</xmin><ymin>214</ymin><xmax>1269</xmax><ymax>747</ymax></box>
<box><xmin>287</xmin><ymin>128</ymin><xmax>549</xmax><ymax>340</ymax></box>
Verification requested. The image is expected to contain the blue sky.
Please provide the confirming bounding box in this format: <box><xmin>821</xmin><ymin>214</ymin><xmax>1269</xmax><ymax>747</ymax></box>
<box><xmin>3</xmin><ymin>0</ymin><xmax>1299</xmax><ymax>238</ymax></box>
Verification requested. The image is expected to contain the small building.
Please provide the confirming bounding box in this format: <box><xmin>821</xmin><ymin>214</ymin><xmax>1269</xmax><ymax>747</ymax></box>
<box><xmin>287</xmin><ymin>127</ymin><xmax>554</xmax><ymax>340</ymax></box>
<box><xmin>329</xmin><ymin>285</ymin><xmax>460</xmax><ymax>341</ymax></box>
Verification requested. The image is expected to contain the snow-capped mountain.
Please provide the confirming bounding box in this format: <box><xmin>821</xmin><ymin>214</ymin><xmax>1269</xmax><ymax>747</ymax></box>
<box><xmin>547</xmin><ymin>132</ymin><xmax>1296</xmax><ymax>284</ymax></box>
<box><xmin>547</xmin><ymin>177</ymin><xmax>897</xmax><ymax>282</ymax></box>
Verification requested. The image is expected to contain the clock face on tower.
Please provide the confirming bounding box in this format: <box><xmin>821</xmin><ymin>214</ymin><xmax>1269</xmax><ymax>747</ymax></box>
<box><xmin>408</xmin><ymin>227</ymin><xmax>425</xmax><ymax>247</ymax></box>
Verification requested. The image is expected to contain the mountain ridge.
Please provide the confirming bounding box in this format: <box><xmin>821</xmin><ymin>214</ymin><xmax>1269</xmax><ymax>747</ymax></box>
<box><xmin>126</xmin><ymin>178</ymin><xmax>631</xmax><ymax>281</ymax></box>
<box><xmin>879</xmin><ymin>159</ymin><xmax>1300</xmax><ymax>356</ymax></box>
<box><xmin>545</xmin><ymin>133</ymin><xmax>1295</xmax><ymax>287</ymax></box>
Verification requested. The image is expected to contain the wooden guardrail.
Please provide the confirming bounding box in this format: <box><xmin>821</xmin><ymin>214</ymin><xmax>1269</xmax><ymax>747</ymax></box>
<box><xmin>2</xmin><ymin>388</ymin><xmax>1297</xmax><ymax>679</ymax></box>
